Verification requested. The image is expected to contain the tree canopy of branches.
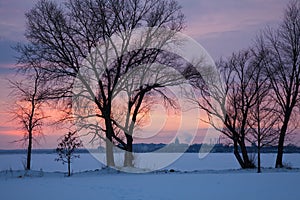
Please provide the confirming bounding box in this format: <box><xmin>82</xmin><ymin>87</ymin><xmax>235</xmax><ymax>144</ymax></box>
<box><xmin>17</xmin><ymin>0</ymin><xmax>185</xmax><ymax>167</ymax></box>
<box><xmin>257</xmin><ymin>0</ymin><xmax>300</xmax><ymax>168</ymax></box>
<box><xmin>191</xmin><ymin>49</ymin><xmax>278</xmax><ymax>169</ymax></box>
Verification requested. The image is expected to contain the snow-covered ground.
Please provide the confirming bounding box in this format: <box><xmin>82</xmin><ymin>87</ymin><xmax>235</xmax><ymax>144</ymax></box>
<box><xmin>1</xmin><ymin>169</ymin><xmax>300</xmax><ymax>200</ymax></box>
<box><xmin>1</xmin><ymin>153</ymin><xmax>300</xmax><ymax>200</ymax></box>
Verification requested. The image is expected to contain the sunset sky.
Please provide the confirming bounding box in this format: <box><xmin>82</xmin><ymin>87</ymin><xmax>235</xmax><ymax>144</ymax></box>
<box><xmin>0</xmin><ymin>0</ymin><xmax>291</xmax><ymax>149</ymax></box>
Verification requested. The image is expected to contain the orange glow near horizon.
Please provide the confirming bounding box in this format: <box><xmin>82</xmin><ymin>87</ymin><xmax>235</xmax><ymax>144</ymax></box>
<box><xmin>0</xmin><ymin>79</ymin><xmax>213</xmax><ymax>150</ymax></box>
<box><xmin>1</xmin><ymin>101</ymin><xmax>211</xmax><ymax>136</ymax></box>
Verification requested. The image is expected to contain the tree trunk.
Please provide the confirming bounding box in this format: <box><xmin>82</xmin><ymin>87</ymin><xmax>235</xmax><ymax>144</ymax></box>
<box><xmin>124</xmin><ymin>134</ymin><xmax>134</xmax><ymax>167</ymax></box>
<box><xmin>239</xmin><ymin>140</ymin><xmax>254</xmax><ymax>168</ymax></box>
<box><xmin>105</xmin><ymin>118</ymin><xmax>115</xmax><ymax>167</ymax></box>
<box><xmin>257</xmin><ymin>143</ymin><xmax>261</xmax><ymax>173</ymax></box>
<box><xmin>105</xmin><ymin>134</ymin><xmax>115</xmax><ymax>167</ymax></box>
<box><xmin>275</xmin><ymin>115</ymin><xmax>290</xmax><ymax>168</ymax></box>
<box><xmin>26</xmin><ymin>130</ymin><xmax>33</xmax><ymax>170</ymax></box>
<box><xmin>68</xmin><ymin>156</ymin><xmax>71</xmax><ymax>177</ymax></box>
<box><xmin>233</xmin><ymin>139</ymin><xmax>246</xmax><ymax>169</ymax></box>
<box><xmin>123</xmin><ymin>93</ymin><xmax>145</xmax><ymax>168</ymax></box>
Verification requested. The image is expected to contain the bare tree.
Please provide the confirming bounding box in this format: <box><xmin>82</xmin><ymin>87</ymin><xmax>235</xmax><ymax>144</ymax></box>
<box><xmin>247</xmin><ymin>50</ymin><xmax>280</xmax><ymax>173</ymax></box>
<box><xmin>258</xmin><ymin>0</ymin><xmax>300</xmax><ymax>168</ymax></box>
<box><xmin>190</xmin><ymin>50</ymin><xmax>270</xmax><ymax>169</ymax></box>
<box><xmin>10</xmin><ymin>66</ymin><xmax>48</xmax><ymax>170</ymax></box>
<box><xmin>17</xmin><ymin>0</ymin><xmax>185</xmax><ymax>167</ymax></box>
<box><xmin>248</xmin><ymin>96</ymin><xmax>279</xmax><ymax>173</ymax></box>
<box><xmin>55</xmin><ymin>131</ymin><xmax>83</xmax><ymax>176</ymax></box>
<box><xmin>110</xmin><ymin>61</ymin><xmax>183</xmax><ymax>167</ymax></box>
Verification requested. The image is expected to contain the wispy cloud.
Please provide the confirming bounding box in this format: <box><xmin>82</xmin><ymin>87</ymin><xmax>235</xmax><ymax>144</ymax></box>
<box><xmin>0</xmin><ymin>0</ymin><xmax>38</xmax><ymax>41</ymax></box>
<box><xmin>178</xmin><ymin>0</ymin><xmax>286</xmax><ymax>58</ymax></box>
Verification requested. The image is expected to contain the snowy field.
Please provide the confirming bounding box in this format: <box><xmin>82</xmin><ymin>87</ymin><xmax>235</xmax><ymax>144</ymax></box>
<box><xmin>1</xmin><ymin>153</ymin><xmax>300</xmax><ymax>200</ymax></box>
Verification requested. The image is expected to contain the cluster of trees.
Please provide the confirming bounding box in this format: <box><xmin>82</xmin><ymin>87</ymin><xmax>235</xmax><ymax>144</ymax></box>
<box><xmin>10</xmin><ymin>0</ymin><xmax>300</xmax><ymax>174</ymax></box>
<box><xmin>192</xmin><ymin>0</ymin><xmax>300</xmax><ymax>172</ymax></box>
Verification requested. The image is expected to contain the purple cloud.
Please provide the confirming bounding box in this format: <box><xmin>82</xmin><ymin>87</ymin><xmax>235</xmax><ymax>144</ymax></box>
<box><xmin>178</xmin><ymin>0</ymin><xmax>286</xmax><ymax>57</ymax></box>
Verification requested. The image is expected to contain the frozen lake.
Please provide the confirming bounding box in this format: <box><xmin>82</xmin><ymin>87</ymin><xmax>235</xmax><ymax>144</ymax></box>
<box><xmin>1</xmin><ymin>153</ymin><xmax>299</xmax><ymax>172</ymax></box>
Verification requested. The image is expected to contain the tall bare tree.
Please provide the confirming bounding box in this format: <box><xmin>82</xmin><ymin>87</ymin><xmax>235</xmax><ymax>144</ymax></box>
<box><xmin>110</xmin><ymin>61</ymin><xmax>183</xmax><ymax>167</ymax></box>
<box><xmin>258</xmin><ymin>0</ymin><xmax>300</xmax><ymax>168</ymax></box>
<box><xmin>10</xmin><ymin>66</ymin><xmax>48</xmax><ymax>170</ymax></box>
<box><xmin>17</xmin><ymin>0</ymin><xmax>185</xmax><ymax>167</ymax></box>
<box><xmin>248</xmin><ymin>93</ymin><xmax>279</xmax><ymax>173</ymax></box>
<box><xmin>247</xmin><ymin>50</ymin><xmax>280</xmax><ymax>173</ymax></box>
<box><xmin>190</xmin><ymin>50</ymin><xmax>271</xmax><ymax>169</ymax></box>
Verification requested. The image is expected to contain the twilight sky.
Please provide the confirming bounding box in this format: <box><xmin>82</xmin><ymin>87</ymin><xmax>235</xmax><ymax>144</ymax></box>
<box><xmin>0</xmin><ymin>0</ymin><xmax>290</xmax><ymax>149</ymax></box>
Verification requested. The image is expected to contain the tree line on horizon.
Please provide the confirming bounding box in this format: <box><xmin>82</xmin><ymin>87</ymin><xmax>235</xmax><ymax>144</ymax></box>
<box><xmin>8</xmin><ymin>0</ymin><xmax>300</xmax><ymax>174</ymax></box>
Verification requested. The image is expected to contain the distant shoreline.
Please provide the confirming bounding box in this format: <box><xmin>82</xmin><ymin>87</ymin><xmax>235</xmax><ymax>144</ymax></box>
<box><xmin>1</xmin><ymin>143</ymin><xmax>300</xmax><ymax>154</ymax></box>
